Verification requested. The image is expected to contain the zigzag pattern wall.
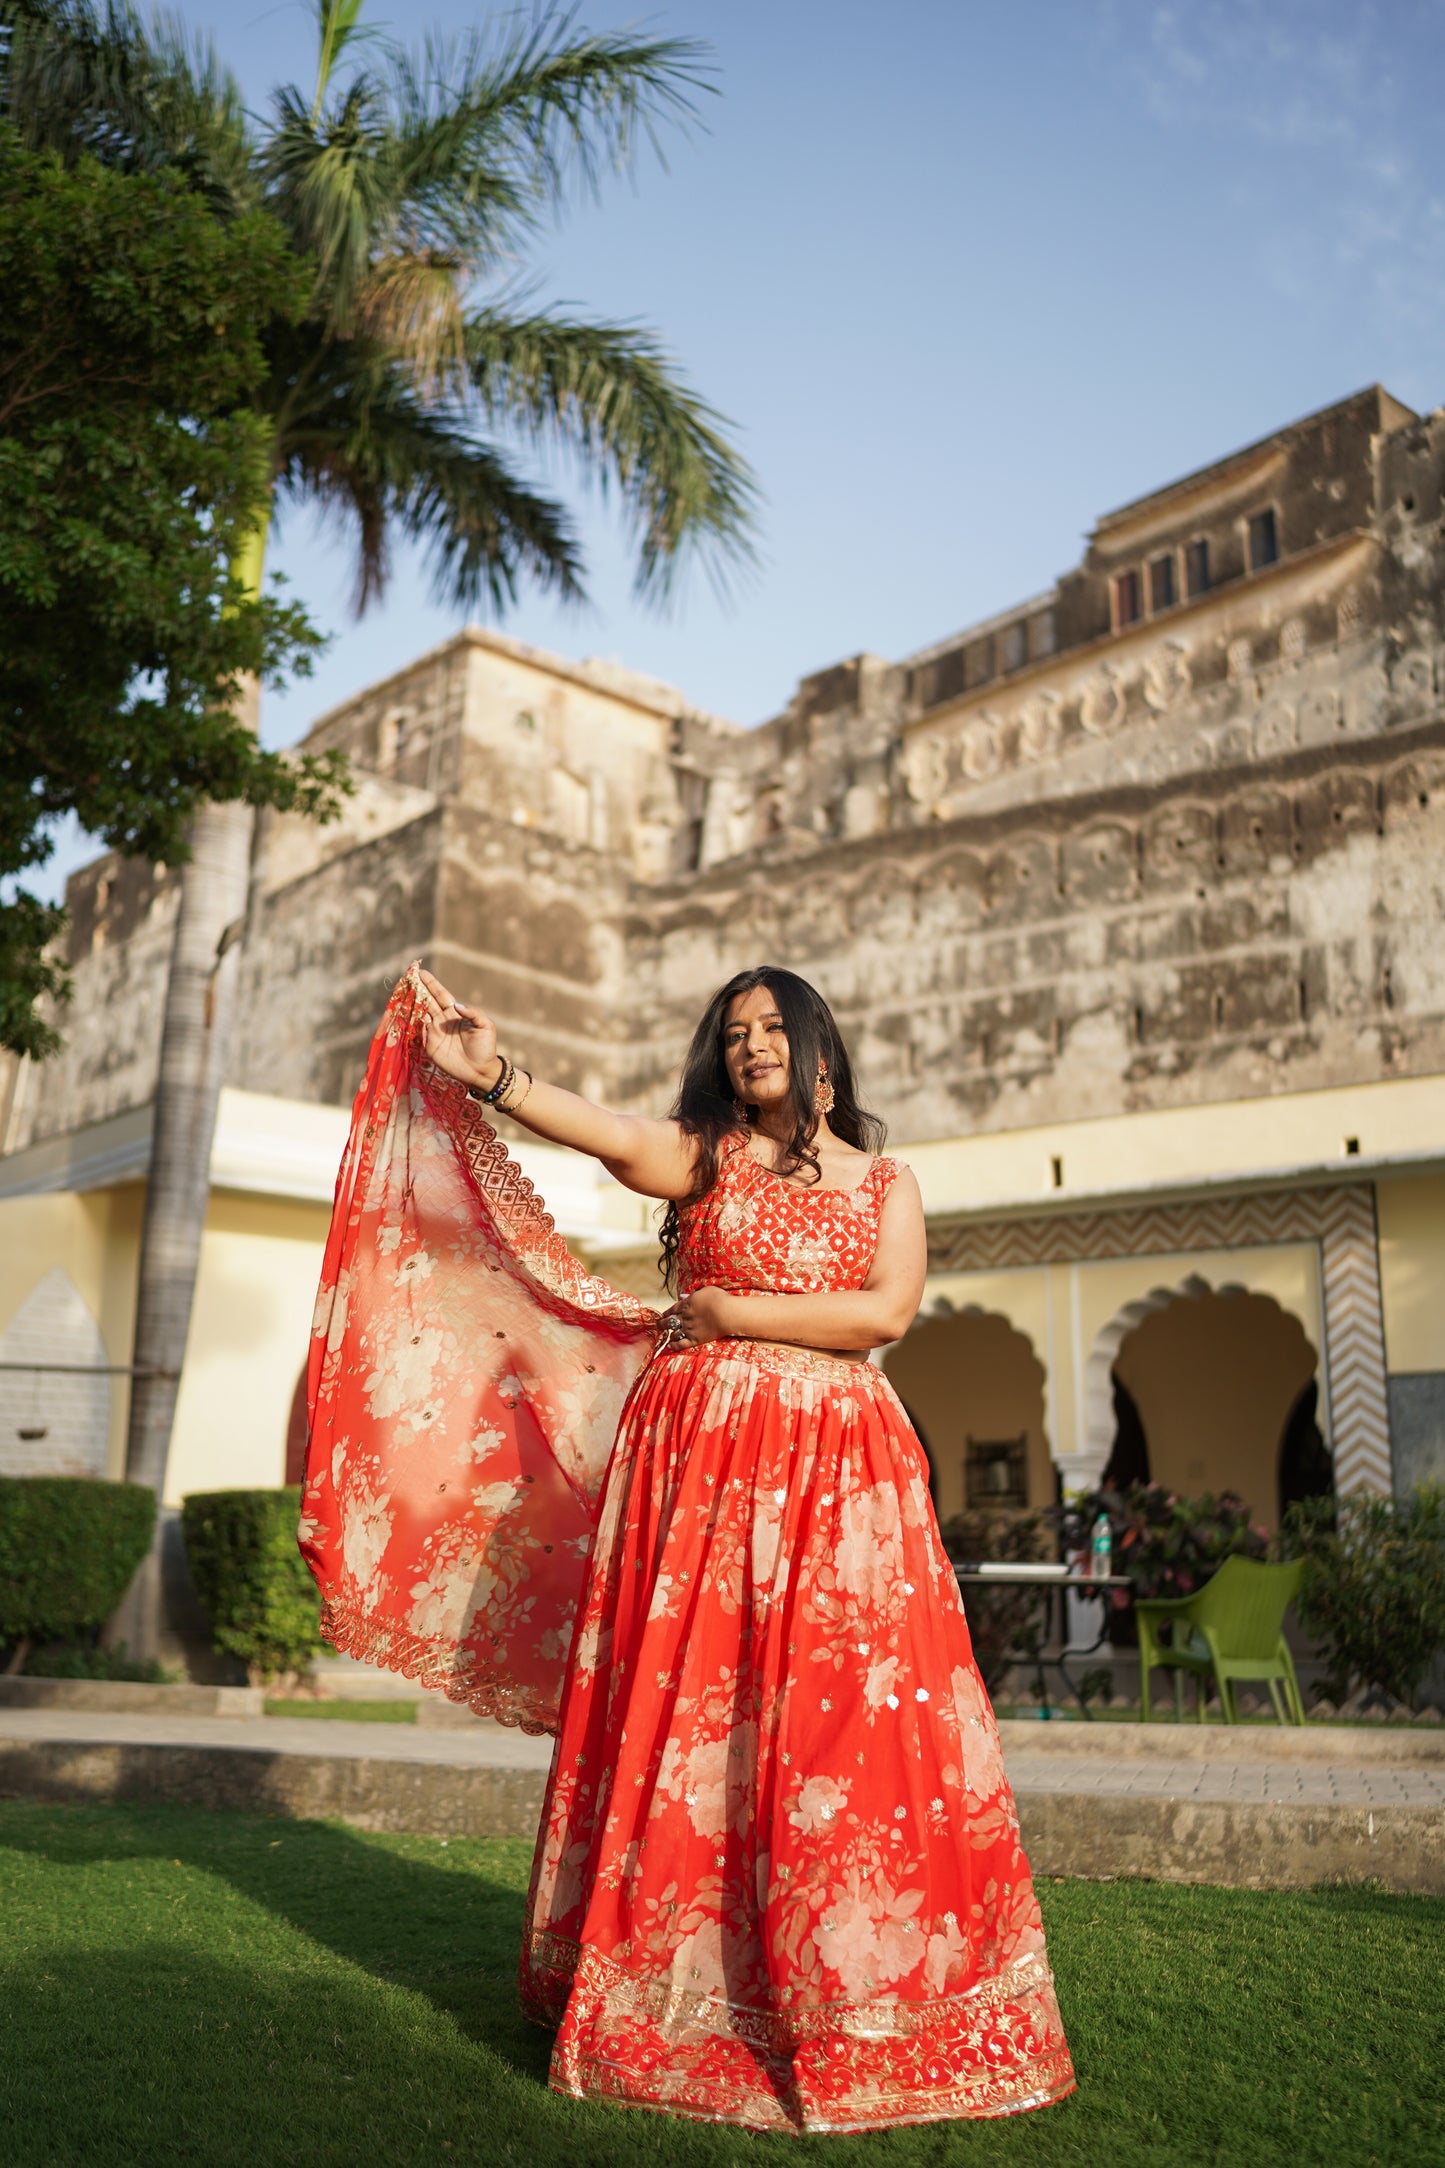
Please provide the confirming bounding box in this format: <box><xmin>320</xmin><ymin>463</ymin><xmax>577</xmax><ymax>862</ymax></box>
<box><xmin>926</xmin><ymin>1181</ymin><xmax>1391</xmax><ymax>1495</ymax></box>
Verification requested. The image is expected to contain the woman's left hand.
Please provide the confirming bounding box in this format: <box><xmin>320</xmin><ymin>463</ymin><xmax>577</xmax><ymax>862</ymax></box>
<box><xmin>668</xmin><ymin>1287</ymin><xmax>736</xmax><ymax>1345</ymax></box>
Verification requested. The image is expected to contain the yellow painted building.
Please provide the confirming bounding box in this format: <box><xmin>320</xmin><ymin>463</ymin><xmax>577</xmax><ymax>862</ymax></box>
<box><xmin>2</xmin><ymin>1068</ymin><xmax>1442</xmax><ymax>1530</ymax></box>
<box><xmin>0</xmin><ymin>1088</ymin><xmax>655</xmax><ymax>1506</ymax></box>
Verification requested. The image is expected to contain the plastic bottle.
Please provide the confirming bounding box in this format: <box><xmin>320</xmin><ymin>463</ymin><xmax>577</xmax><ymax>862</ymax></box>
<box><xmin>1089</xmin><ymin>1511</ymin><xmax>1113</xmax><ymax>1582</ymax></box>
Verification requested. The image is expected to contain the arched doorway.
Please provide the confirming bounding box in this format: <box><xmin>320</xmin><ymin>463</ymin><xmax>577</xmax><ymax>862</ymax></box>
<box><xmin>1102</xmin><ymin>1375</ymin><xmax>1150</xmax><ymax>1490</ymax></box>
<box><xmin>884</xmin><ymin>1305</ymin><xmax>1052</xmax><ymax>1526</ymax></box>
<box><xmin>1277</xmin><ymin>1378</ymin><xmax>1333</xmax><ymax>1519</ymax></box>
<box><xmin>1094</xmin><ymin>1279</ymin><xmax>1320</xmax><ymax>1532</ymax></box>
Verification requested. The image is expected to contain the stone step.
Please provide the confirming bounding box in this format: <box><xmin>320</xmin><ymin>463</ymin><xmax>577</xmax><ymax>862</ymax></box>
<box><xmin>0</xmin><ymin>1706</ymin><xmax>1441</xmax><ymax>1894</ymax></box>
<box><xmin>0</xmin><ymin>1677</ymin><xmax>264</xmax><ymax>1719</ymax></box>
<box><xmin>996</xmin><ymin>1717</ymin><xmax>1445</xmax><ymax>1765</ymax></box>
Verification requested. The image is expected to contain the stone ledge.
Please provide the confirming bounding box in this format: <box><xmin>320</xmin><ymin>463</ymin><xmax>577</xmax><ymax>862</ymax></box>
<box><xmin>1014</xmin><ymin>1786</ymin><xmax>1445</xmax><ymax>1896</ymax></box>
<box><xmin>0</xmin><ymin>1678</ymin><xmax>264</xmax><ymax>1719</ymax></box>
<box><xmin>415</xmin><ymin>1697</ymin><xmax>500</xmax><ymax>1729</ymax></box>
<box><xmin>996</xmin><ymin>1718</ymin><xmax>1445</xmax><ymax>1766</ymax></box>
<box><xmin>0</xmin><ymin>1738</ymin><xmax>547</xmax><ymax>1839</ymax></box>
<box><xmin>0</xmin><ymin>1734</ymin><xmax>1440</xmax><ymax>1893</ymax></box>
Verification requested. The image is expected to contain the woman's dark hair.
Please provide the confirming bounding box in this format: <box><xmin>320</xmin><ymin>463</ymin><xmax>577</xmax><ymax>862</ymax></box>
<box><xmin>658</xmin><ymin>965</ymin><xmax>886</xmax><ymax>1287</ymax></box>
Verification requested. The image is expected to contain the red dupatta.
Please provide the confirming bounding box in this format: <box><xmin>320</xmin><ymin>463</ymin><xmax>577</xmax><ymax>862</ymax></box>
<box><xmin>299</xmin><ymin>966</ymin><xmax>660</xmax><ymax>1733</ymax></box>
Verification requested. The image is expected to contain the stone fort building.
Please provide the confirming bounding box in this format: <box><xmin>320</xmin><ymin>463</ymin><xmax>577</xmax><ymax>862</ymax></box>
<box><xmin>3</xmin><ymin>383</ymin><xmax>1444</xmax><ymax>1534</ymax></box>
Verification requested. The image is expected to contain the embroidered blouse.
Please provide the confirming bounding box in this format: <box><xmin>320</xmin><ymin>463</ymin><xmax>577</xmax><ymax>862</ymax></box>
<box><xmin>677</xmin><ymin>1129</ymin><xmax>901</xmax><ymax>1296</ymax></box>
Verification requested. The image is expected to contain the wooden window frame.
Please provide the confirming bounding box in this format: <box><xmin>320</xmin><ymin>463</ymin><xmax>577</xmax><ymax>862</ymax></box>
<box><xmin>1112</xmin><ymin>567</ymin><xmax>1143</xmax><ymax>631</ymax></box>
<box><xmin>1148</xmin><ymin>551</ymin><xmax>1178</xmax><ymax>615</ymax></box>
<box><xmin>1246</xmin><ymin>504</ymin><xmax>1280</xmax><ymax>573</ymax></box>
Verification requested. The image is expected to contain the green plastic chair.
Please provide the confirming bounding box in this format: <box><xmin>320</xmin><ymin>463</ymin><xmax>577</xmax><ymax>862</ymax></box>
<box><xmin>1135</xmin><ymin>1555</ymin><xmax>1306</xmax><ymax>1724</ymax></box>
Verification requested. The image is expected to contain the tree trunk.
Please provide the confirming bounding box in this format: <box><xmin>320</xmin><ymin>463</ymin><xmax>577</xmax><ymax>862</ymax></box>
<box><xmin>110</xmin><ymin>683</ymin><xmax>259</xmax><ymax>1662</ymax></box>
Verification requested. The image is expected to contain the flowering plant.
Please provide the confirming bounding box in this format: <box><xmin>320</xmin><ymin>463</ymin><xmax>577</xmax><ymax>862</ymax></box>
<box><xmin>1055</xmin><ymin>1482</ymin><xmax>1269</xmax><ymax>1612</ymax></box>
<box><xmin>935</xmin><ymin>1507</ymin><xmax>1054</xmax><ymax>1693</ymax></box>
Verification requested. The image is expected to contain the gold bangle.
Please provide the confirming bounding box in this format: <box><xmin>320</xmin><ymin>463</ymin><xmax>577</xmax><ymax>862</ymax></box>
<box><xmin>495</xmin><ymin>1063</ymin><xmax>531</xmax><ymax>1114</ymax></box>
<box><xmin>505</xmin><ymin>1069</ymin><xmax>534</xmax><ymax>1117</ymax></box>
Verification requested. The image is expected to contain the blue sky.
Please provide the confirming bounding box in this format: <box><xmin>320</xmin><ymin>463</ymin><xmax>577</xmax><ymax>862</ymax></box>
<box><xmin>30</xmin><ymin>0</ymin><xmax>1445</xmax><ymax>894</ymax></box>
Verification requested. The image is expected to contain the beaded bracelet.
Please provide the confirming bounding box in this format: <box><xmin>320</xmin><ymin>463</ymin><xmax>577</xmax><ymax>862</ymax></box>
<box><xmin>469</xmin><ymin>1056</ymin><xmax>536</xmax><ymax>1117</ymax></box>
<box><xmin>471</xmin><ymin>1056</ymin><xmax>513</xmax><ymax>1107</ymax></box>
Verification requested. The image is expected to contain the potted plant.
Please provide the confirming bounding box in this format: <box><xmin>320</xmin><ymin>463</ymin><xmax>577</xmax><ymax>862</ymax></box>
<box><xmin>1055</xmin><ymin>1484</ymin><xmax>1268</xmax><ymax>1646</ymax></box>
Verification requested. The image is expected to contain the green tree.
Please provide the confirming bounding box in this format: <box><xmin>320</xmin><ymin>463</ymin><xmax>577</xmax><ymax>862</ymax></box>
<box><xmin>0</xmin><ymin>127</ymin><xmax>342</xmax><ymax>1059</ymax></box>
<box><xmin>1</xmin><ymin>0</ymin><xmax>755</xmax><ymax>1656</ymax></box>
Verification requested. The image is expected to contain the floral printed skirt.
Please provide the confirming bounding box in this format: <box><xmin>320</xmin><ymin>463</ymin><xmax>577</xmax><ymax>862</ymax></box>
<box><xmin>520</xmin><ymin>1339</ymin><xmax>1075</xmax><ymax>2134</ymax></box>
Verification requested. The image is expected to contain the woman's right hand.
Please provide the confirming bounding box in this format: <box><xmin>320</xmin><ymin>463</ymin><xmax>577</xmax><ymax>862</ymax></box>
<box><xmin>413</xmin><ymin>965</ymin><xmax>699</xmax><ymax>1202</ymax></box>
<box><xmin>416</xmin><ymin>967</ymin><xmax>502</xmax><ymax>1092</ymax></box>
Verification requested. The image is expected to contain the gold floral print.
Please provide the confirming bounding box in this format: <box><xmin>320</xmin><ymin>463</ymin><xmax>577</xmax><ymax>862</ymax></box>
<box><xmin>304</xmin><ymin>966</ymin><xmax>1074</xmax><ymax>2128</ymax></box>
<box><xmin>521</xmin><ymin>1140</ymin><xmax>1075</xmax><ymax>2133</ymax></box>
<box><xmin>301</xmin><ymin>967</ymin><xmax>658</xmax><ymax>1734</ymax></box>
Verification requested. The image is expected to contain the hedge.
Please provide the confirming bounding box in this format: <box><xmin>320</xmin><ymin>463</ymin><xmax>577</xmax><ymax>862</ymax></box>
<box><xmin>180</xmin><ymin>1487</ymin><xmax>323</xmax><ymax>1685</ymax></box>
<box><xmin>0</xmin><ymin>1477</ymin><xmax>156</xmax><ymax>1652</ymax></box>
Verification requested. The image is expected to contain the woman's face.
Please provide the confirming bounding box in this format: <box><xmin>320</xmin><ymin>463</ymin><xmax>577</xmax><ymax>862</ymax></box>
<box><xmin>722</xmin><ymin>985</ymin><xmax>792</xmax><ymax>1113</ymax></box>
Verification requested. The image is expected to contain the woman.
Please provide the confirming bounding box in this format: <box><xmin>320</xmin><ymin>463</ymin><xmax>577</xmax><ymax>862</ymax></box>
<box><xmin>301</xmin><ymin>961</ymin><xmax>1073</xmax><ymax>2135</ymax></box>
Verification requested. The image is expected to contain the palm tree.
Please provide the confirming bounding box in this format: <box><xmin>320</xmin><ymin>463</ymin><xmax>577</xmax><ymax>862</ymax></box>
<box><xmin>2</xmin><ymin>0</ymin><xmax>756</xmax><ymax>1654</ymax></box>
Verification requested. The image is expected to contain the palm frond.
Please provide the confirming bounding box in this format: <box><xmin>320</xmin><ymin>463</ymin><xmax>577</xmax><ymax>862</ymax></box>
<box><xmin>265</xmin><ymin>78</ymin><xmax>393</xmax><ymax>332</ymax></box>
<box><xmin>355</xmin><ymin>248</ymin><xmax>468</xmax><ymax>396</ymax></box>
<box><xmin>385</xmin><ymin>11</ymin><xmax>711</xmax><ymax>231</ymax></box>
<box><xmin>0</xmin><ymin>0</ymin><xmax>255</xmax><ymax>206</ymax></box>
<box><xmin>262</xmin><ymin>77</ymin><xmax>526</xmax><ymax>343</ymax></box>
<box><xmin>275</xmin><ymin>360</ymin><xmax>583</xmax><ymax>614</ymax></box>
<box><xmin>465</xmin><ymin>308</ymin><xmax>757</xmax><ymax>600</ymax></box>
<box><xmin>265</xmin><ymin>4</ymin><xmax>699</xmax><ymax>322</ymax></box>
<box><xmin>3</xmin><ymin>0</ymin><xmax>757</xmax><ymax>617</ymax></box>
<box><xmin>311</xmin><ymin>0</ymin><xmax>372</xmax><ymax>118</ymax></box>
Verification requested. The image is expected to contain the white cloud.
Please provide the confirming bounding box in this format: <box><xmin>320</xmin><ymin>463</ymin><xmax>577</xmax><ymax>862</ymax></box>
<box><xmin>1097</xmin><ymin>0</ymin><xmax>1445</xmax><ymax>383</ymax></box>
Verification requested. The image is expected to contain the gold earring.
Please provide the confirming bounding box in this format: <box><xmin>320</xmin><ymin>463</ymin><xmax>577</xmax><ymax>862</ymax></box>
<box><xmin>814</xmin><ymin>1069</ymin><xmax>835</xmax><ymax>1117</ymax></box>
<box><xmin>733</xmin><ymin>1096</ymin><xmax>749</xmax><ymax>1122</ymax></box>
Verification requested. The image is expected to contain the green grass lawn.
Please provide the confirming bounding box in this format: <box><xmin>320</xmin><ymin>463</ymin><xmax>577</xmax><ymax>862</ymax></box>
<box><xmin>0</xmin><ymin>1802</ymin><xmax>1439</xmax><ymax>2168</ymax></box>
<box><xmin>262</xmin><ymin>1698</ymin><xmax>418</xmax><ymax>1722</ymax></box>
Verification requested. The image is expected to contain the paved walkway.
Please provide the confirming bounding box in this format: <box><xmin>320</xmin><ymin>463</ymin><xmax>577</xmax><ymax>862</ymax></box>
<box><xmin>1004</xmin><ymin>1750</ymin><xmax>1445</xmax><ymax>1808</ymax></box>
<box><xmin>2</xmin><ymin>1707</ymin><xmax>1441</xmax><ymax>1800</ymax></box>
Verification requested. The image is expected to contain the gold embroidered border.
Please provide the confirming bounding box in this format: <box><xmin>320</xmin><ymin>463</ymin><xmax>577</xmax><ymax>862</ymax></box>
<box><xmin>648</xmin><ymin>1339</ymin><xmax>890</xmax><ymax>1390</ymax></box>
<box><xmin>559</xmin><ymin>2053</ymin><xmax>1077</xmax><ymax>2137</ymax></box>
<box><xmin>531</xmin><ymin>1931</ymin><xmax>1062</xmax><ymax>2051</ymax></box>
<box><xmin>422</xmin><ymin>1068</ymin><xmax>659</xmax><ymax>1333</ymax></box>
<box><xmin>398</xmin><ymin>967</ymin><xmax>658</xmax><ymax>1340</ymax></box>
<box><xmin>319</xmin><ymin>1595</ymin><xmax>560</xmax><ymax>1734</ymax></box>
<box><xmin>546</xmin><ymin>1940</ymin><xmax>1074</xmax><ymax>2134</ymax></box>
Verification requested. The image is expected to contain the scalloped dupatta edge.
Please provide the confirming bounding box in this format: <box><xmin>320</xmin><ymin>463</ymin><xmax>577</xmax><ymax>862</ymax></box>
<box><xmin>298</xmin><ymin>965</ymin><xmax>661</xmax><ymax>1733</ymax></box>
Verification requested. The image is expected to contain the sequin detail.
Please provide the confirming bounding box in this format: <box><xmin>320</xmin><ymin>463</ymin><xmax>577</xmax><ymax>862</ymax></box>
<box><xmin>521</xmin><ymin>1139</ymin><xmax>1073</xmax><ymax>2131</ymax></box>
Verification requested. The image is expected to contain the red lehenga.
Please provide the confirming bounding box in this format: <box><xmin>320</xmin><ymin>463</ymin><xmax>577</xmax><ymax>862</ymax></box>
<box><xmin>302</xmin><ymin>971</ymin><xmax>1074</xmax><ymax>2135</ymax></box>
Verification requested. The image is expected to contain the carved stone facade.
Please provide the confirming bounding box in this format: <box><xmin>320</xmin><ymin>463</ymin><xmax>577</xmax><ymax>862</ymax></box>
<box><xmin>17</xmin><ymin>382</ymin><xmax>1444</xmax><ymax>1156</ymax></box>
<box><xmin>5</xmin><ymin>383</ymin><xmax>1445</xmax><ymax>1511</ymax></box>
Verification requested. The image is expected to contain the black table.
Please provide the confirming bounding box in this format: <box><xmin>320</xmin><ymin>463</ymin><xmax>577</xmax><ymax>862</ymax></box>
<box><xmin>954</xmin><ymin>1568</ymin><xmax>1135</xmax><ymax>1720</ymax></box>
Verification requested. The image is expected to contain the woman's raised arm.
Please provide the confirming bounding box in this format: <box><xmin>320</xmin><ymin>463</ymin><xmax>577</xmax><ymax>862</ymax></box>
<box><xmin>417</xmin><ymin>968</ymin><xmax>697</xmax><ymax>1202</ymax></box>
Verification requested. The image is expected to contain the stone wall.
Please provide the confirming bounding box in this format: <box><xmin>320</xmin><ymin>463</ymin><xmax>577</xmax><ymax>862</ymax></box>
<box><xmin>615</xmin><ymin>725</ymin><xmax>1445</xmax><ymax>1137</ymax></box>
<box><xmin>6</xmin><ymin>855</ymin><xmax>179</xmax><ymax>1147</ymax></box>
<box><xmin>230</xmin><ymin>807</ymin><xmax>446</xmax><ymax>1109</ymax></box>
<box><xmin>10</xmin><ymin>384</ymin><xmax>1445</xmax><ymax>1150</ymax></box>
